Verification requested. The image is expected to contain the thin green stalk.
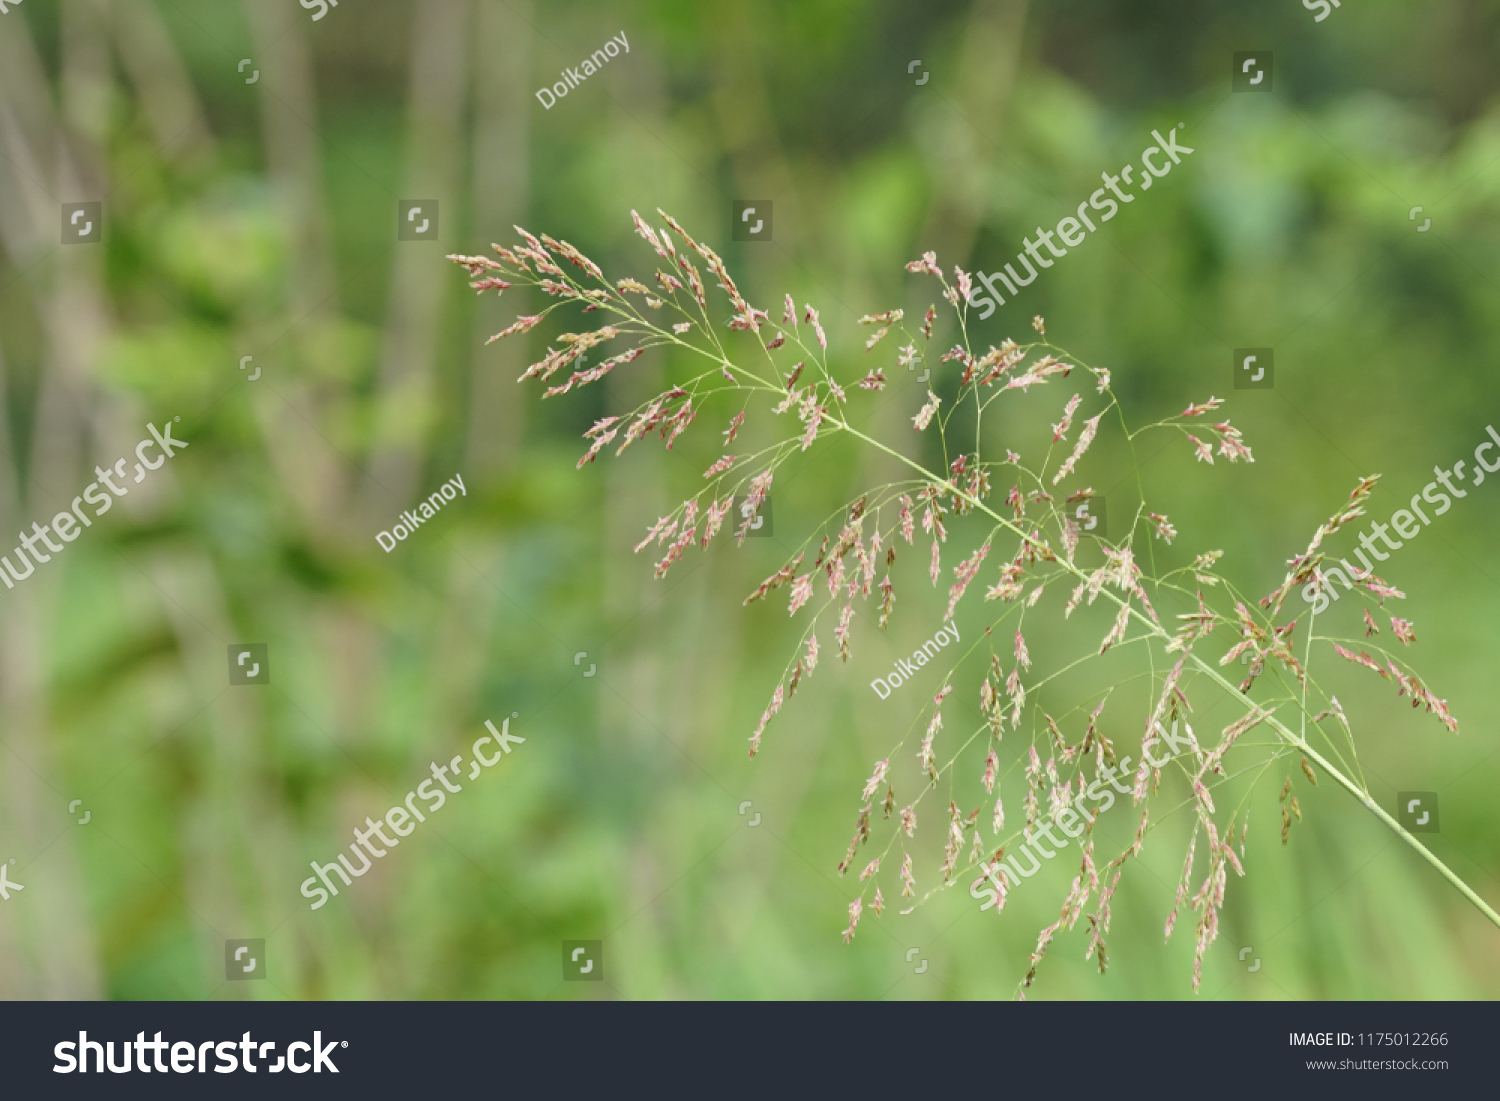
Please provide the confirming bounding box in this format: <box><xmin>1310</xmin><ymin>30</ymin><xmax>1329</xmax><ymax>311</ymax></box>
<box><xmin>826</xmin><ymin>411</ymin><xmax>1500</xmax><ymax>931</ymax></box>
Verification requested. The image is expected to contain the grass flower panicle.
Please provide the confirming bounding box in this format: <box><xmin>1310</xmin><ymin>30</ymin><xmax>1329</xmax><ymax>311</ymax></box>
<box><xmin>454</xmin><ymin>211</ymin><xmax>1497</xmax><ymax>994</ymax></box>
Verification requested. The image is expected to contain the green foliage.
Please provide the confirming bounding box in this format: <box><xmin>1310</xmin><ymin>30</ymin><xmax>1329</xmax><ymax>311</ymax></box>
<box><xmin>0</xmin><ymin>0</ymin><xmax>1496</xmax><ymax>1000</ymax></box>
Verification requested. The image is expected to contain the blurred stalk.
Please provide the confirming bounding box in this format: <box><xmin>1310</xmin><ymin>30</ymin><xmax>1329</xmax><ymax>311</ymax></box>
<box><xmin>111</xmin><ymin>0</ymin><xmax>215</xmax><ymax>171</ymax></box>
<box><xmin>243</xmin><ymin>0</ymin><xmax>348</xmax><ymax>536</ymax></box>
<box><xmin>361</xmin><ymin>0</ymin><xmax>473</xmax><ymax>513</ymax></box>
<box><xmin>463</xmin><ymin>0</ymin><xmax>533</xmax><ymax>478</ymax></box>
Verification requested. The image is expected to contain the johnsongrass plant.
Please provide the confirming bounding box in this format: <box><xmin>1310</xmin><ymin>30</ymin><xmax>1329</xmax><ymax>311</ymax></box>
<box><xmin>449</xmin><ymin>211</ymin><xmax>1500</xmax><ymax>995</ymax></box>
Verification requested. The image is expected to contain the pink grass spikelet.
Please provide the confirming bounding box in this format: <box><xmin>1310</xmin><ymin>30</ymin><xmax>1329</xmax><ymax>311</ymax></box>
<box><xmin>913</xmin><ymin>390</ymin><xmax>942</xmax><ymax>432</ymax></box>
<box><xmin>1052</xmin><ymin>414</ymin><xmax>1102</xmax><ymax>486</ymax></box>
<box><xmin>906</xmin><ymin>251</ymin><xmax>941</xmax><ymax>277</ymax></box>
<box><xmin>877</xmin><ymin>575</ymin><xmax>896</xmax><ymax>630</ymax></box>
<box><xmin>703</xmin><ymin>455</ymin><xmax>736</xmax><ymax>479</ymax></box>
<box><xmin>630</xmin><ymin>210</ymin><xmax>667</xmax><ymax>257</ymax></box>
<box><xmin>1099</xmin><ymin>602</ymin><xmax>1131</xmax><ymax>654</ymax></box>
<box><xmin>448</xmin><ymin>253</ymin><xmax>504</xmax><ymax>275</ymax></box>
<box><xmin>737</xmin><ymin>471</ymin><xmax>774</xmax><ymax>542</ymax></box>
<box><xmin>836</xmin><ymin>604</ymin><xmax>855</xmax><ymax>661</ymax></box>
<box><xmin>748</xmin><ymin>684</ymin><xmax>784</xmax><ymax>760</ymax></box>
<box><xmin>576</xmin><ymin>427</ymin><xmax>618</xmax><ymax>467</ymax></box>
<box><xmin>1053</xmin><ymin>394</ymin><xmax>1082</xmax><ymax>442</ymax></box>
<box><xmin>1212</xmin><ymin>421</ymin><xmax>1254</xmax><ymax>463</ymax></box>
<box><xmin>1334</xmin><ymin>643</ymin><xmax>1386</xmax><ymax>676</ymax></box>
<box><xmin>841</xmin><ymin>896</ymin><xmax>863</xmax><ymax>943</ymax></box>
<box><xmin>744</xmin><ymin>553</ymin><xmax>804</xmax><ymax>605</ymax></box>
<box><xmin>723</xmin><ymin>411</ymin><xmax>745</xmax><ymax>446</ymax></box>
<box><xmin>788</xmin><ymin>574</ymin><xmax>814</xmax><ymax>616</ymax></box>
<box><xmin>634</xmin><ymin>515</ymin><xmax>677</xmax><ymax>554</ymax></box>
<box><xmin>946</xmin><ymin>543</ymin><xmax>990</xmax><ymax>619</ymax></box>
<box><xmin>490</xmin><ymin>314</ymin><xmax>545</xmax><ymax>345</ymax></box>
<box><xmin>653</xmin><ymin>527</ymin><xmax>696</xmax><ymax>578</ymax></box>
<box><xmin>804</xmin><ymin>304</ymin><xmax>828</xmax><ymax>352</ymax></box>
<box><xmin>700</xmin><ymin>496</ymin><xmax>733</xmax><ymax>547</ymax></box>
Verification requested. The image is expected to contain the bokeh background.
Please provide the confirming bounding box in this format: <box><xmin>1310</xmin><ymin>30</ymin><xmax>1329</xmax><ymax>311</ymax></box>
<box><xmin>1</xmin><ymin>0</ymin><xmax>1498</xmax><ymax>1000</ymax></box>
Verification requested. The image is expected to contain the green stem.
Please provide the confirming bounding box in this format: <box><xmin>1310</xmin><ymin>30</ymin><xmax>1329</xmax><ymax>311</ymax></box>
<box><xmin>826</xmin><ymin>412</ymin><xmax>1500</xmax><ymax>931</ymax></box>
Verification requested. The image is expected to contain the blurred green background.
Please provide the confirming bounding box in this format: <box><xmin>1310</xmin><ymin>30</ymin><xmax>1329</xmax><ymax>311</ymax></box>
<box><xmin>0</xmin><ymin>0</ymin><xmax>1498</xmax><ymax>1000</ymax></box>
